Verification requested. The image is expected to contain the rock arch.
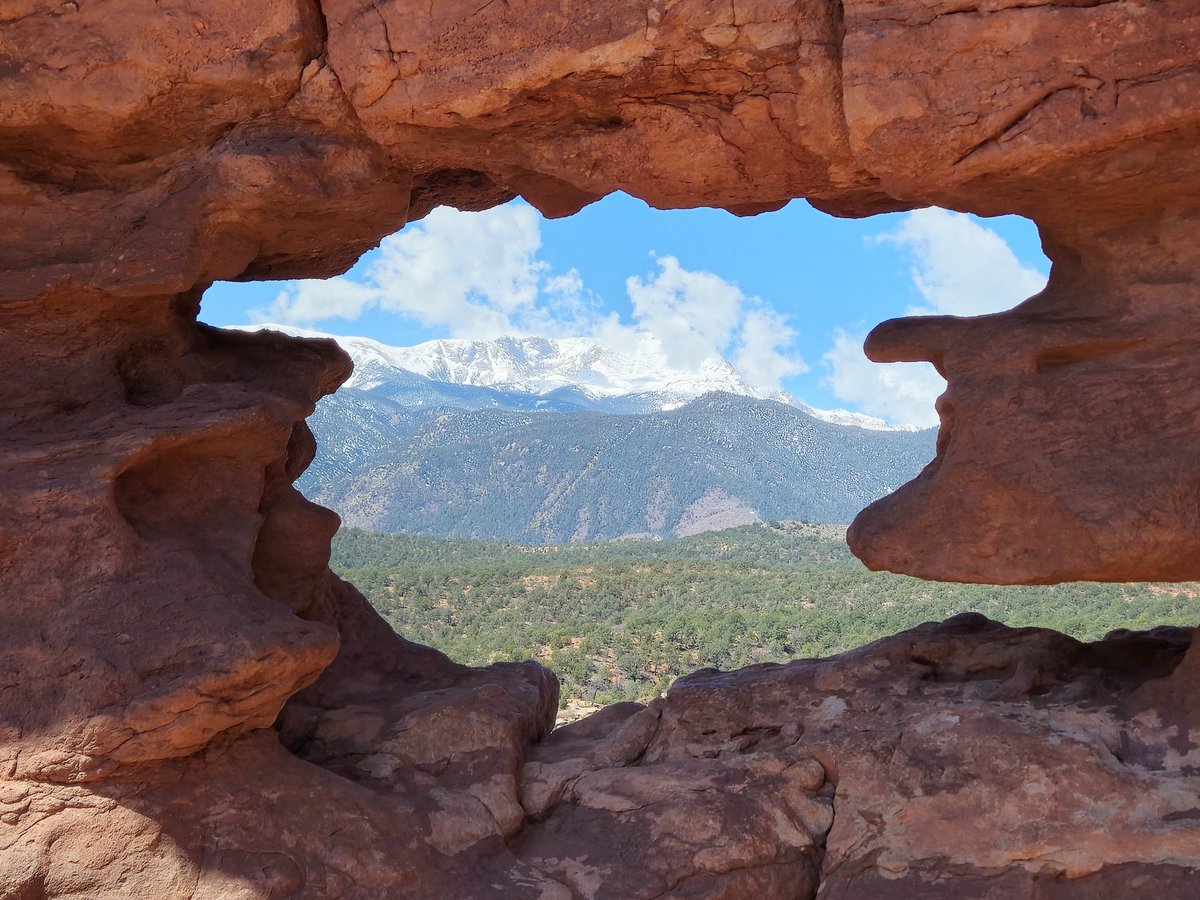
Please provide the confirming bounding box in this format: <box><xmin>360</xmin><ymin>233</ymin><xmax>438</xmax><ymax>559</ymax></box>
<box><xmin>3</xmin><ymin>0</ymin><xmax>1200</xmax><ymax>895</ymax></box>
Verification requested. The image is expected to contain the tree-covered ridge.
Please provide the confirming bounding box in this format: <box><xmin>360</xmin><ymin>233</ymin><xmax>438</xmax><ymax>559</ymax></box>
<box><xmin>306</xmin><ymin>394</ymin><xmax>936</xmax><ymax>542</ymax></box>
<box><xmin>332</xmin><ymin>524</ymin><xmax>1200</xmax><ymax>707</ymax></box>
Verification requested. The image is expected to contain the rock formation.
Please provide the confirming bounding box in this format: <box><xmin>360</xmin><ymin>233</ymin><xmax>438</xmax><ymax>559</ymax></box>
<box><xmin>3</xmin><ymin>0</ymin><xmax>1200</xmax><ymax>896</ymax></box>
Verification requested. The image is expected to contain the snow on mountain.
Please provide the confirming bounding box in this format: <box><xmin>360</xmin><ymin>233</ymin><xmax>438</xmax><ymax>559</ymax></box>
<box><xmin>793</xmin><ymin>403</ymin><xmax>920</xmax><ymax>433</ymax></box>
<box><xmin>389</xmin><ymin>334</ymin><xmax>777</xmax><ymax>403</ymax></box>
<box><xmin>237</xmin><ymin>324</ymin><xmax>920</xmax><ymax>431</ymax></box>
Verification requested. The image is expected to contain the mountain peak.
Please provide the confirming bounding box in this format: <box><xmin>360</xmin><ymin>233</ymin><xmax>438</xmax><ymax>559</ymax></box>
<box><xmin>374</xmin><ymin>332</ymin><xmax>777</xmax><ymax>405</ymax></box>
<box><xmin>240</xmin><ymin>324</ymin><xmax>920</xmax><ymax>431</ymax></box>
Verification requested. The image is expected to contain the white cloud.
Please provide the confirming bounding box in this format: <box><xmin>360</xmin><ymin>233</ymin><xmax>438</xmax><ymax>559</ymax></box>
<box><xmin>520</xmin><ymin>268</ymin><xmax>601</xmax><ymax>338</ymax></box>
<box><xmin>734</xmin><ymin>307</ymin><xmax>809</xmax><ymax>391</ymax></box>
<box><xmin>626</xmin><ymin>256</ymin><xmax>744</xmax><ymax>370</ymax></box>
<box><xmin>254</xmin><ymin>204</ymin><xmax>809</xmax><ymax>392</ymax></box>
<box><xmin>252</xmin><ymin>278</ymin><xmax>378</xmax><ymax>325</ymax></box>
<box><xmin>822</xmin><ymin>209</ymin><xmax>1047</xmax><ymax>427</ymax></box>
<box><xmin>252</xmin><ymin>203</ymin><xmax>548</xmax><ymax>338</ymax></box>
<box><xmin>370</xmin><ymin>203</ymin><xmax>545</xmax><ymax>334</ymax></box>
<box><xmin>884</xmin><ymin>208</ymin><xmax>1047</xmax><ymax>316</ymax></box>
<box><xmin>822</xmin><ymin>329</ymin><xmax>945</xmax><ymax>429</ymax></box>
<box><xmin>624</xmin><ymin>255</ymin><xmax>808</xmax><ymax>390</ymax></box>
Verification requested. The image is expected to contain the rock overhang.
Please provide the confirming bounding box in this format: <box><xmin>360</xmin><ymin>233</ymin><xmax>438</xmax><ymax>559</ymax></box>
<box><xmin>3</xmin><ymin>0</ymin><xmax>1200</xmax><ymax>895</ymax></box>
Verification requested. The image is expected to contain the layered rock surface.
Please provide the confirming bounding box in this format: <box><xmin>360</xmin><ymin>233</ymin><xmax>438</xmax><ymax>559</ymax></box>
<box><xmin>3</xmin><ymin>0</ymin><xmax>1200</xmax><ymax>896</ymax></box>
<box><xmin>7</xmin><ymin>616</ymin><xmax>1200</xmax><ymax>897</ymax></box>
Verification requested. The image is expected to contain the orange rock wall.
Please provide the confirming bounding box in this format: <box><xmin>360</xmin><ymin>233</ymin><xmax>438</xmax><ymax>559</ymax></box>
<box><xmin>3</xmin><ymin>0</ymin><xmax>1200</xmax><ymax>896</ymax></box>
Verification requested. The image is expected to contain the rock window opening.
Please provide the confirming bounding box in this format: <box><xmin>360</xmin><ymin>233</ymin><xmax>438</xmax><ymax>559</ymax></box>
<box><xmin>195</xmin><ymin>197</ymin><xmax>1192</xmax><ymax>719</ymax></box>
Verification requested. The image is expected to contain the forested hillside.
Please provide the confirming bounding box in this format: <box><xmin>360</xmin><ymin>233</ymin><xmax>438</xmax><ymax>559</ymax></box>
<box><xmin>307</xmin><ymin>395</ymin><xmax>935</xmax><ymax>541</ymax></box>
<box><xmin>332</xmin><ymin>523</ymin><xmax>1199</xmax><ymax>706</ymax></box>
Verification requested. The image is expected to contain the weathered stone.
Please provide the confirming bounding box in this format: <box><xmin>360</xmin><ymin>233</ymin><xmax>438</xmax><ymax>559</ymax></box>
<box><xmin>3</xmin><ymin>0</ymin><xmax>1200</xmax><ymax>895</ymax></box>
<box><xmin>647</xmin><ymin>615</ymin><xmax>1200</xmax><ymax>896</ymax></box>
<box><xmin>849</xmin><ymin>216</ymin><xmax>1200</xmax><ymax>584</ymax></box>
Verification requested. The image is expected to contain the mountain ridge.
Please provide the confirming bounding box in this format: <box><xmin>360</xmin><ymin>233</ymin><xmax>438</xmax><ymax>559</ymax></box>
<box><xmin>302</xmin><ymin>390</ymin><xmax>936</xmax><ymax>542</ymax></box>
<box><xmin>243</xmin><ymin>323</ymin><xmax>919</xmax><ymax>431</ymax></box>
<box><xmin>227</xmin><ymin>324</ymin><xmax>937</xmax><ymax>542</ymax></box>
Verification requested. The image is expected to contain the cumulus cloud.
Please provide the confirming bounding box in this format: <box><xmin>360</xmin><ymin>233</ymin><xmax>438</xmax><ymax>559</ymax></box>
<box><xmin>626</xmin><ymin>256</ymin><xmax>745</xmax><ymax>370</ymax></box>
<box><xmin>822</xmin><ymin>209</ymin><xmax>1049</xmax><ymax>427</ymax></box>
<box><xmin>255</xmin><ymin>203</ymin><xmax>809</xmax><ymax>392</ymax></box>
<box><xmin>623</xmin><ymin>255</ymin><xmax>808</xmax><ymax>390</ymax></box>
<box><xmin>253</xmin><ymin>278</ymin><xmax>378</xmax><ymax>324</ymax></box>
<box><xmin>884</xmin><ymin>208</ymin><xmax>1047</xmax><ymax>316</ymax></box>
<box><xmin>822</xmin><ymin>329</ymin><xmax>946</xmax><ymax>428</ymax></box>
<box><xmin>734</xmin><ymin>307</ymin><xmax>809</xmax><ymax>391</ymax></box>
<box><xmin>253</xmin><ymin>203</ymin><xmax>549</xmax><ymax>338</ymax></box>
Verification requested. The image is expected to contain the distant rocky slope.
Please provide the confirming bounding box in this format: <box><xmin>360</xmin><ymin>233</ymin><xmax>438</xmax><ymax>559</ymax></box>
<box><xmin>259</xmin><ymin>326</ymin><xmax>936</xmax><ymax>541</ymax></box>
<box><xmin>305</xmin><ymin>391</ymin><xmax>934</xmax><ymax>541</ymax></box>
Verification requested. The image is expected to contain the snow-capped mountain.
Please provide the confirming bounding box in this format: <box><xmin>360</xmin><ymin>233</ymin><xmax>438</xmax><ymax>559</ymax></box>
<box><xmin>222</xmin><ymin>324</ymin><xmax>934</xmax><ymax>540</ymax></box>
<box><xmin>241</xmin><ymin>324</ymin><xmax>916</xmax><ymax>431</ymax></box>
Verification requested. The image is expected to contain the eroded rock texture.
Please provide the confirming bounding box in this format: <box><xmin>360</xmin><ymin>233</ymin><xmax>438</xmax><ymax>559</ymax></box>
<box><xmin>3</xmin><ymin>0</ymin><xmax>1200</xmax><ymax>896</ymax></box>
<box><xmin>8</xmin><ymin>616</ymin><xmax>1200</xmax><ymax>897</ymax></box>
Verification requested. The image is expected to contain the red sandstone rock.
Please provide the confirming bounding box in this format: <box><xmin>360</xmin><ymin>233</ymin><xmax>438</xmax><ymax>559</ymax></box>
<box><xmin>646</xmin><ymin>615</ymin><xmax>1200</xmax><ymax>897</ymax></box>
<box><xmin>849</xmin><ymin>216</ymin><xmax>1200</xmax><ymax>584</ymax></box>
<box><xmin>3</xmin><ymin>0</ymin><xmax>1200</xmax><ymax>896</ymax></box>
<box><xmin>5</xmin><ymin>616</ymin><xmax>1199</xmax><ymax>897</ymax></box>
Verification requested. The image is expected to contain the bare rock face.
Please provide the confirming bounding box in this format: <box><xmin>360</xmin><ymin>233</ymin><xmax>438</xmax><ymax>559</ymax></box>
<box><xmin>849</xmin><ymin>214</ymin><xmax>1200</xmax><ymax>585</ymax></box>
<box><xmin>839</xmin><ymin>0</ymin><xmax>1200</xmax><ymax>583</ymax></box>
<box><xmin>643</xmin><ymin>615</ymin><xmax>1200</xmax><ymax>899</ymax></box>
<box><xmin>3</xmin><ymin>0</ymin><xmax>1200</xmax><ymax>896</ymax></box>
<box><xmin>8</xmin><ymin>615</ymin><xmax>1198</xmax><ymax>897</ymax></box>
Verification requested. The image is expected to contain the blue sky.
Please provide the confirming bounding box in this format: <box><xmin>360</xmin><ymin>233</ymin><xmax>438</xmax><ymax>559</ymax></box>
<box><xmin>200</xmin><ymin>193</ymin><xmax>1048</xmax><ymax>427</ymax></box>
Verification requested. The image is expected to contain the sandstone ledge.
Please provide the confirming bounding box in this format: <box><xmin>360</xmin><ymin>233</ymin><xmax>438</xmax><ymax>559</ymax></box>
<box><xmin>5</xmin><ymin>614</ymin><xmax>1200</xmax><ymax>897</ymax></box>
<box><xmin>4</xmin><ymin>0</ymin><xmax>1200</xmax><ymax>895</ymax></box>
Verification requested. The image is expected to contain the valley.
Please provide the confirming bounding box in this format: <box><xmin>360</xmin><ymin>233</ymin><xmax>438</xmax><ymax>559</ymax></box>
<box><xmin>332</xmin><ymin>523</ymin><xmax>1200</xmax><ymax>708</ymax></box>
